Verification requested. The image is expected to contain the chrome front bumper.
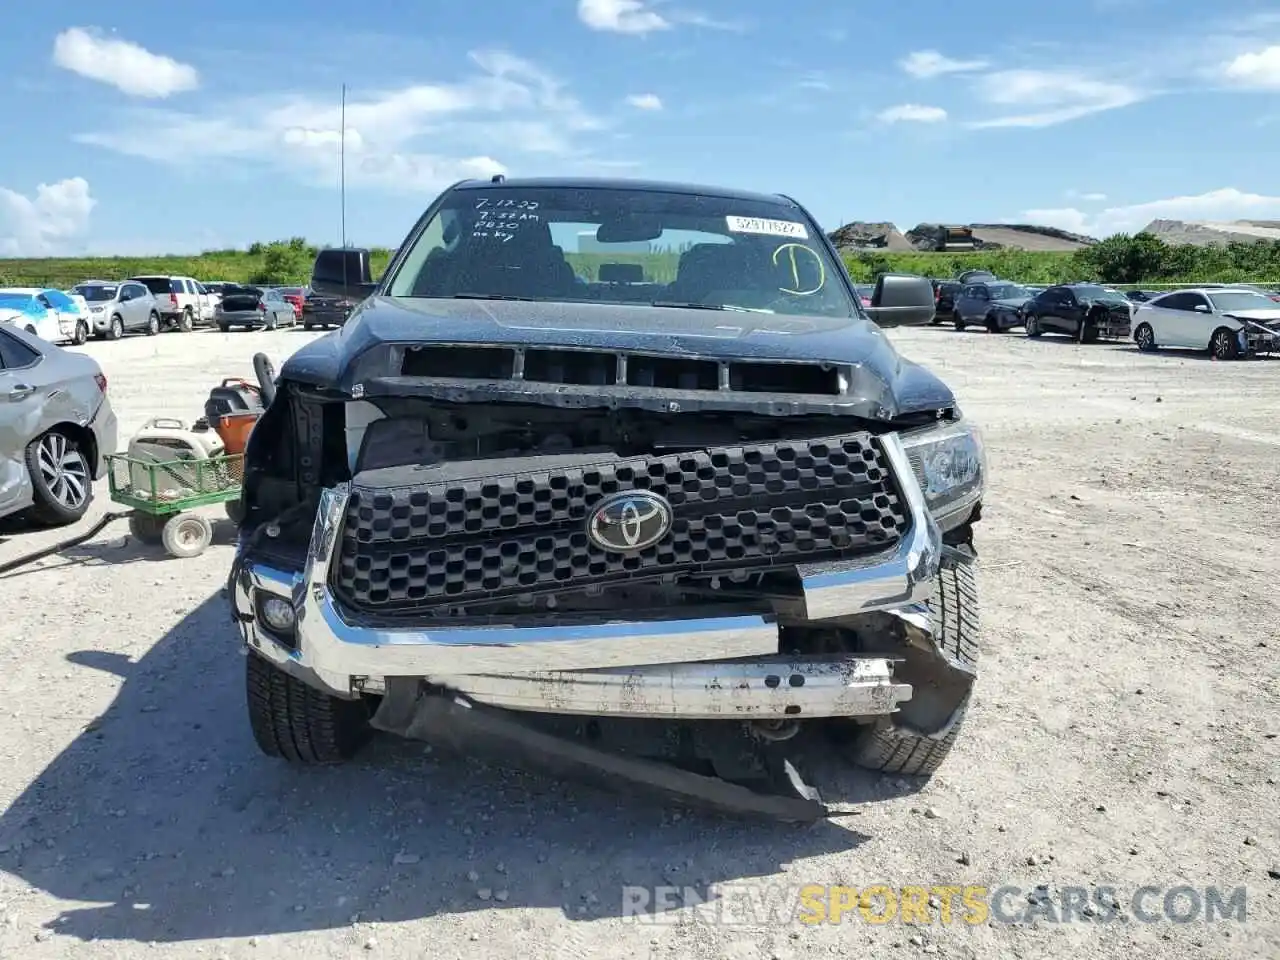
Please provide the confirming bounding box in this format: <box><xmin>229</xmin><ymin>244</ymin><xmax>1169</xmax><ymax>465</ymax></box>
<box><xmin>230</xmin><ymin>433</ymin><xmax>943</xmax><ymax>719</ymax></box>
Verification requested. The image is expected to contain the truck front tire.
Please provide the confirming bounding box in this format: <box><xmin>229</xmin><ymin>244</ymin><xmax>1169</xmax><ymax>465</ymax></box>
<box><xmin>245</xmin><ymin>653</ymin><xmax>373</xmax><ymax>763</ymax></box>
<box><xmin>846</xmin><ymin>557</ymin><xmax>979</xmax><ymax>777</ymax></box>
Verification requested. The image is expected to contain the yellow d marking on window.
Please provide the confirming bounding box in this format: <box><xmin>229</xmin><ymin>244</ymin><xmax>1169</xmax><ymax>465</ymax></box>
<box><xmin>772</xmin><ymin>243</ymin><xmax>825</xmax><ymax>296</ymax></box>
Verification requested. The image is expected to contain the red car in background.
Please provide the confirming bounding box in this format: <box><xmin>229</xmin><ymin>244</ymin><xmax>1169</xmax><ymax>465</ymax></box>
<box><xmin>276</xmin><ymin>287</ymin><xmax>306</xmax><ymax>319</ymax></box>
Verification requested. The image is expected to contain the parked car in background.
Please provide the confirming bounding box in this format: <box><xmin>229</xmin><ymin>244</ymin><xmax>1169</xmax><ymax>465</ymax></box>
<box><xmin>0</xmin><ymin>288</ymin><xmax>83</xmax><ymax>345</ymax></box>
<box><xmin>1131</xmin><ymin>287</ymin><xmax>1280</xmax><ymax>359</ymax></box>
<box><xmin>215</xmin><ymin>285</ymin><xmax>298</xmax><ymax>331</ymax></box>
<box><xmin>952</xmin><ymin>280</ymin><xmax>1033</xmax><ymax>332</ymax></box>
<box><xmin>127</xmin><ymin>275</ymin><xmax>215</xmax><ymax>332</ymax></box>
<box><xmin>1022</xmin><ymin>283</ymin><xmax>1133</xmax><ymax>342</ymax></box>
<box><xmin>1124</xmin><ymin>289</ymin><xmax>1164</xmax><ymax>304</ymax></box>
<box><xmin>301</xmin><ymin>289</ymin><xmax>357</xmax><ymax>329</ymax></box>
<box><xmin>0</xmin><ymin>323</ymin><xmax>117</xmax><ymax>525</ymax></box>
<box><xmin>931</xmin><ymin>279</ymin><xmax>963</xmax><ymax>325</ymax></box>
<box><xmin>71</xmin><ymin>281</ymin><xmax>161</xmax><ymax>339</ymax></box>
<box><xmin>201</xmin><ymin>281</ymin><xmax>236</xmax><ymax>312</ymax></box>
<box><xmin>276</xmin><ymin>286</ymin><xmax>307</xmax><ymax>319</ymax></box>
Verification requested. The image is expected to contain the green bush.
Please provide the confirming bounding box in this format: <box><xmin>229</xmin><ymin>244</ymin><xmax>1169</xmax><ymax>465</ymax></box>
<box><xmin>4</xmin><ymin>232</ymin><xmax>1280</xmax><ymax>290</ymax></box>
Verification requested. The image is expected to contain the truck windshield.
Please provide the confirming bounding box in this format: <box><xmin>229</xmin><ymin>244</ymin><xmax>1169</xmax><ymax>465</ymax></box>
<box><xmin>386</xmin><ymin>185</ymin><xmax>859</xmax><ymax>317</ymax></box>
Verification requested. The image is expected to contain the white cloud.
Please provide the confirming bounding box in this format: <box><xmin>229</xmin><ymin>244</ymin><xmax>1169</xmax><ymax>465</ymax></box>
<box><xmin>0</xmin><ymin>178</ymin><xmax>96</xmax><ymax>256</ymax></box>
<box><xmin>52</xmin><ymin>27</ymin><xmax>198</xmax><ymax>98</ymax></box>
<box><xmin>577</xmin><ymin>0</ymin><xmax>669</xmax><ymax>34</ymax></box>
<box><xmin>666</xmin><ymin>10</ymin><xmax>748</xmax><ymax>31</ymax></box>
<box><xmin>1066</xmin><ymin>189</ymin><xmax>1108</xmax><ymax>202</ymax></box>
<box><xmin>625</xmin><ymin>93</ymin><xmax>663</xmax><ymax>110</ymax></box>
<box><xmin>1022</xmin><ymin>187</ymin><xmax>1280</xmax><ymax>238</ymax></box>
<box><xmin>899</xmin><ymin>50</ymin><xmax>989</xmax><ymax>79</ymax></box>
<box><xmin>74</xmin><ymin>49</ymin><xmax>612</xmax><ymax>194</ymax></box>
<box><xmin>876</xmin><ymin>103</ymin><xmax>948</xmax><ymax>123</ymax></box>
<box><xmin>576</xmin><ymin>0</ymin><xmax>738</xmax><ymax>34</ymax></box>
<box><xmin>969</xmin><ymin>70</ymin><xmax>1144</xmax><ymax>127</ymax></box>
<box><xmin>1222</xmin><ymin>45</ymin><xmax>1280</xmax><ymax>88</ymax></box>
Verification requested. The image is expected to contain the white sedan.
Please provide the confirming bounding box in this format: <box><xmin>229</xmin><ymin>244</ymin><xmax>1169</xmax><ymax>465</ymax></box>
<box><xmin>0</xmin><ymin>287</ymin><xmax>86</xmax><ymax>345</ymax></box>
<box><xmin>1130</xmin><ymin>287</ymin><xmax>1280</xmax><ymax>360</ymax></box>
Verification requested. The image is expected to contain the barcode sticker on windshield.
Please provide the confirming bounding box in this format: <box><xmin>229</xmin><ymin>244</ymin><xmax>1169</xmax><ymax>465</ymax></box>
<box><xmin>725</xmin><ymin>216</ymin><xmax>809</xmax><ymax>239</ymax></box>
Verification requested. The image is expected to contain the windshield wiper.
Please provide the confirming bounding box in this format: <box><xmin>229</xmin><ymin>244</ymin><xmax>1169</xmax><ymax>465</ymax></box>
<box><xmin>651</xmin><ymin>300</ymin><xmax>772</xmax><ymax>314</ymax></box>
<box><xmin>449</xmin><ymin>292</ymin><xmax>537</xmax><ymax>302</ymax></box>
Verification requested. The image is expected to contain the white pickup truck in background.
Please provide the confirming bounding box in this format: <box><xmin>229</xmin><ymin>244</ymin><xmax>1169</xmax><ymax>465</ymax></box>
<box><xmin>128</xmin><ymin>275</ymin><xmax>216</xmax><ymax>332</ymax></box>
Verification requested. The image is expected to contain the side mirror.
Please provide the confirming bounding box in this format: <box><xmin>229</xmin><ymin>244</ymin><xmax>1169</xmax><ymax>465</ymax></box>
<box><xmin>864</xmin><ymin>273</ymin><xmax>937</xmax><ymax>327</ymax></box>
<box><xmin>1194</xmin><ymin>304</ymin><xmax>1210</xmax><ymax>313</ymax></box>
<box><xmin>311</xmin><ymin>248</ymin><xmax>377</xmax><ymax>300</ymax></box>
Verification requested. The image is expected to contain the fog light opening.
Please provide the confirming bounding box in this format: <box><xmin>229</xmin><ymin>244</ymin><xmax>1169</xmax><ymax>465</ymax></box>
<box><xmin>259</xmin><ymin>595</ymin><xmax>297</xmax><ymax>634</ymax></box>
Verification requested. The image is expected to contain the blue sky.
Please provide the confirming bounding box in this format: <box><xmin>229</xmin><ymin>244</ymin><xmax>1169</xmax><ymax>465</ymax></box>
<box><xmin>3</xmin><ymin>0</ymin><xmax>1280</xmax><ymax>256</ymax></box>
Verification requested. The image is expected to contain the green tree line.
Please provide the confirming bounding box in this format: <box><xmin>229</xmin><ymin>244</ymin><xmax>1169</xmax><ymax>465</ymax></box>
<box><xmin>4</xmin><ymin>233</ymin><xmax>1280</xmax><ymax>289</ymax></box>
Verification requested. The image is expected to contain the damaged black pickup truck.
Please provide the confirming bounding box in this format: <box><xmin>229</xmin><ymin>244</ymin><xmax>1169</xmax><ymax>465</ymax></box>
<box><xmin>228</xmin><ymin>177</ymin><xmax>986</xmax><ymax>819</ymax></box>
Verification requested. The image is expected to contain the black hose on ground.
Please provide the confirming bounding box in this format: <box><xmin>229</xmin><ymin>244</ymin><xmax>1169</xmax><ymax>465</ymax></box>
<box><xmin>0</xmin><ymin>511</ymin><xmax>134</xmax><ymax>576</ymax></box>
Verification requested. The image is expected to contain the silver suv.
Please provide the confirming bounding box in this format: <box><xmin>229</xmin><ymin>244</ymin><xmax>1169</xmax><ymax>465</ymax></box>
<box><xmin>72</xmin><ymin>282</ymin><xmax>161</xmax><ymax>340</ymax></box>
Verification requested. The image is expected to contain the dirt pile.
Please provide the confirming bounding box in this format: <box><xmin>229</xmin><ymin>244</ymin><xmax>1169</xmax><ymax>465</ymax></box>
<box><xmin>826</xmin><ymin>221</ymin><xmax>915</xmax><ymax>251</ymax></box>
<box><xmin>1142</xmin><ymin>218</ymin><xmax>1280</xmax><ymax>246</ymax></box>
<box><xmin>828</xmin><ymin>221</ymin><xmax>1097</xmax><ymax>252</ymax></box>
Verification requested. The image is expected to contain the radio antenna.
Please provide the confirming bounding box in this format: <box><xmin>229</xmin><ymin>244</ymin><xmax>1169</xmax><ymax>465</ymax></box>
<box><xmin>340</xmin><ymin>82</ymin><xmax>348</xmax><ymax>248</ymax></box>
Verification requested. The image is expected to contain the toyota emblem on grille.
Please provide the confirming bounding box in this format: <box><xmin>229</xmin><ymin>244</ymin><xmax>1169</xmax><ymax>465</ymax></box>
<box><xmin>586</xmin><ymin>491</ymin><xmax>673</xmax><ymax>553</ymax></box>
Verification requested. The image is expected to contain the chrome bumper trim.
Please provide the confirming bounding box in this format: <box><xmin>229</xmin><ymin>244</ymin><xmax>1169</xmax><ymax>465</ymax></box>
<box><xmin>232</xmin><ymin>430</ymin><xmax>946</xmax><ymax>688</ymax></box>
<box><xmin>428</xmin><ymin>656</ymin><xmax>911</xmax><ymax>720</ymax></box>
<box><xmin>797</xmin><ymin>433</ymin><xmax>942</xmax><ymax>620</ymax></box>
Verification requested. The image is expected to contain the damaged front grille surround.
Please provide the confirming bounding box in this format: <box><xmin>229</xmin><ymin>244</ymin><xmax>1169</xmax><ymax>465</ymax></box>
<box><xmin>332</xmin><ymin>432</ymin><xmax>909</xmax><ymax>615</ymax></box>
<box><xmin>233</xmin><ymin>430</ymin><xmax>942</xmax><ymax>688</ymax></box>
<box><xmin>397</xmin><ymin>343</ymin><xmax>851</xmax><ymax>397</ymax></box>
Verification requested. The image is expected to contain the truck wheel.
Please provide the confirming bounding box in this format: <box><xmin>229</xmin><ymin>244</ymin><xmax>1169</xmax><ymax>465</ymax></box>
<box><xmin>952</xmin><ymin>311</ymin><xmax>965</xmax><ymax>332</ymax></box>
<box><xmin>178</xmin><ymin>308</ymin><xmax>194</xmax><ymax>332</ymax></box>
<box><xmin>107</xmin><ymin>315</ymin><xmax>124</xmax><ymax>340</ymax></box>
<box><xmin>1024</xmin><ymin>315</ymin><xmax>1042</xmax><ymax>338</ymax></box>
<box><xmin>985</xmin><ymin>314</ymin><xmax>1003</xmax><ymax>333</ymax></box>
<box><xmin>846</xmin><ymin>559</ymin><xmax>979</xmax><ymax>777</ymax></box>
<box><xmin>73</xmin><ymin>320</ymin><xmax>89</xmax><ymax>345</ymax></box>
<box><xmin>245</xmin><ymin>653</ymin><xmax>372</xmax><ymax>763</ymax></box>
<box><xmin>218</xmin><ymin>322</ymin><xmax>231</xmax><ymax>333</ymax></box>
<box><xmin>146</xmin><ymin>312</ymin><xmax>160</xmax><ymax>336</ymax></box>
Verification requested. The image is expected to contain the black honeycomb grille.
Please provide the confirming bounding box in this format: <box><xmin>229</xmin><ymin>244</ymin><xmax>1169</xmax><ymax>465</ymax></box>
<box><xmin>332</xmin><ymin>434</ymin><xmax>907</xmax><ymax>612</ymax></box>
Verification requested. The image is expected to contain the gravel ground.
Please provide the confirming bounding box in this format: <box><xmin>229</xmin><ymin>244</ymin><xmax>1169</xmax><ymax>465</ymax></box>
<box><xmin>0</xmin><ymin>324</ymin><xmax>1277</xmax><ymax>959</ymax></box>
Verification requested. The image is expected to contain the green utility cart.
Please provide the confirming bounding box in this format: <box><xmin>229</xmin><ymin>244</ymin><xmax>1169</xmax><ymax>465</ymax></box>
<box><xmin>105</xmin><ymin>452</ymin><xmax>245</xmax><ymax>558</ymax></box>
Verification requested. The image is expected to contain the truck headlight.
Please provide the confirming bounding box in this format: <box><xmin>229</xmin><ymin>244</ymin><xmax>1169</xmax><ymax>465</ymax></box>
<box><xmin>900</xmin><ymin>419</ymin><xmax>985</xmax><ymax>520</ymax></box>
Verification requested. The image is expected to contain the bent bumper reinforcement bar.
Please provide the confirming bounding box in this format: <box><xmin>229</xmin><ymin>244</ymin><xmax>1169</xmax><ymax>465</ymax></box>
<box><xmin>232</xmin><ymin>431</ymin><xmax>943</xmax><ymax>709</ymax></box>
